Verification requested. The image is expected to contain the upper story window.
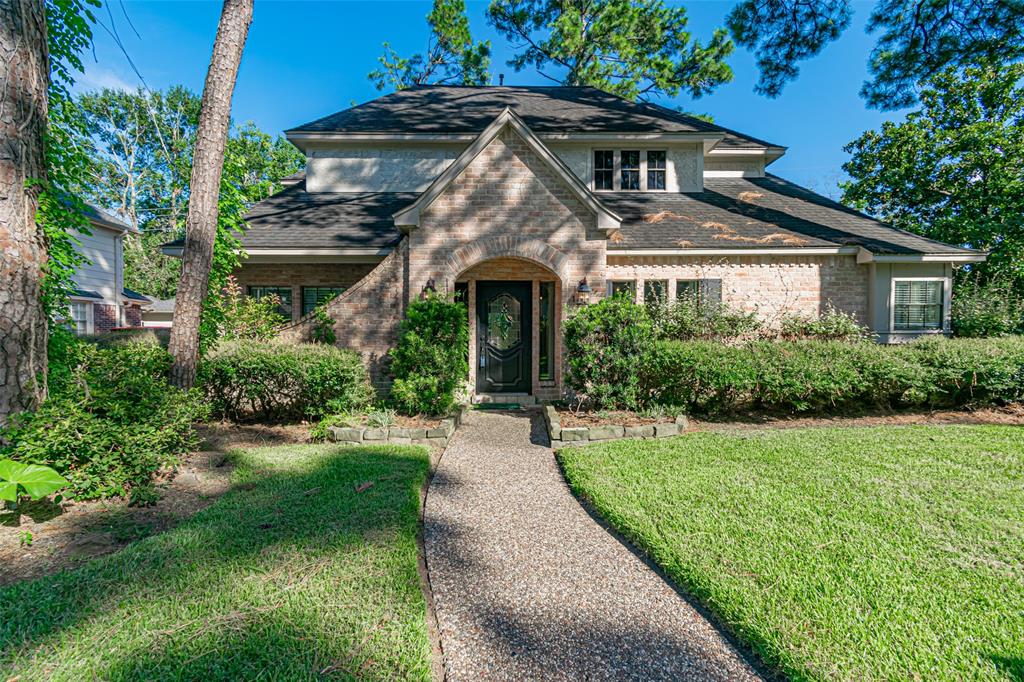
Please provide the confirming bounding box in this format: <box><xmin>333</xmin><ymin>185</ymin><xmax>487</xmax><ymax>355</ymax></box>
<box><xmin>647</xmin><ymin>151</ymin><xmax>666</xmax><ymax>190</ymax></box>
<box><xmin>594</xmin><ymin>150</ymin><xmax>614</xmax><ymax>190</ymax></box>
<box><xmin>893</xmin><ymin>279</ymin><xmax>944</xmax><ymax>331</ymax></box>
<box><xmin>621</xmin><ymin>150</ymin><xmax>641</xmax><ymax>190</ymax></box>
<box><xmin>593</xmin><ymin>150</ymin><xmax>666</xmax><ymax>191</ymax></box>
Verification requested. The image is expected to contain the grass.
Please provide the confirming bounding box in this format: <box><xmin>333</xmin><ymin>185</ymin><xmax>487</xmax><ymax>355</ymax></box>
<box><xmin>559</xmin><ymin>425</ymin><xmax>1024</xmax><ymax>681</ymax></box>
<box><xmin>0</xmin><ymin>443</ymin><xmax>433</xmax><ymax>680</ymax></box>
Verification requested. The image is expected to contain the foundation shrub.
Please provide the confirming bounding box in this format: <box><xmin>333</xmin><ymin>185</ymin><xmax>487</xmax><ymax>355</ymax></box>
<box><xmin>199</xmin><ymin>340</ymin><xmax>373</xmax><ymax>422</ymax></box>
<box><xmin>389</xmin><ymin>295</ymin><xmax>469</xmax><ymax>416</ymax></box>
<box><xmin>0</xmin><ymin>340</ymin><xmax>206</xmax><ymax>500</ymax></box>
<box><xmin>563</xmin><ymin>294</ymin><xmax>657</xmax><ymax>409</ymax></box>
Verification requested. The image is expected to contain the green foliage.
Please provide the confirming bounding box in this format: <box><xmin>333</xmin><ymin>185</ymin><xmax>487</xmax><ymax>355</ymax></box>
<box><xmin>644</xmin><ymin>337</ymin><xmax>1024</xmax><ymax>415</ymax></box>
<box><xmin>487</xmin><ymin>0</ymin><xmax>734</xmax><ymax>101</ymax></box>
<box><xmin>842</xmin><ymin>63</ymin><xmax>1024</xmax><ymax>287</ymax></box>
<box><xmin>199</xmin><ymin>341</ymin><xmax>373</xmax><ymax>422</ymax></box>
<box><xmin>562</xmin><ymin>294</ymin><xmax>656</xmax><ymax>409</ymax></box>
<box><xmin>780</xmin><ymin>304</ymin><xmax>871</xmax><ymax>342</ymax></box>
<box><xmin>0</xmin><ymin>460</ymin><xmax>68</xmax><ymax>503</ymax></box>
<box><xmin>952</xmin><ymin>276</ymin><xmax>1024</xmax><ymax>338</ymax></box>
<box><xmin>648</xmin><ymin>297</ymin><xmax>762</xmax><ymax>341</ymax></box>
<box><xmin>1</xmin><ymin>341</ymin><xmax>207</xmax><ymax>500</ymax></box>
<box><xmin>727</xmin><ymin>0</ymin><xmax>851</xmax><ymax>97</ymax></box>
<box><xmin>389</xmin><ymin>295</ymin><xmax>469</xmax><ymax>416</ymax></box>
<box><xmin>203</xmin><ymin>276</ymin><xmax>285</xmax><ymax>343</ymax></box>
<box><xmin>371</xmin><ymin>0</ymin><xmax>491</xmax><ymax>90</ymax></box>
<box><xmin>726</xmin><ymin>0</ymin><xmax>1024</xmax><ymax>108</ymax></box>
<box><xmin>310</xmin><ymin>302</ymin><xmax>338</xmax><ymax>345</ymax></box>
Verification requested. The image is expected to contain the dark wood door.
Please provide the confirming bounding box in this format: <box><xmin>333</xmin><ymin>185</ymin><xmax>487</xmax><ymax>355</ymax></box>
<box><xmin>476</xmin><ymin>281</ymin><xmax>531</xmax><ymax>394</ymax></box>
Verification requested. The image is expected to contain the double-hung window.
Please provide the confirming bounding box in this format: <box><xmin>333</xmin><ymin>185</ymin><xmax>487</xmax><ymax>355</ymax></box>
<box><xmin>249</xmin><ymin>286</ymin><xmax>293</xmax><ymax>319</ymax></box>
<box><xmin>893</xmin><ymin>279</ymin><xmax>944</xmax><ymax>331</ymax></box>
<box><xmin>620</xmin><ymin>150</ymin><xmax>641</xmax><ymax>190</ymax></box>
<box><xmin>594</xmin><ymin>150</ymin><xmax>614</xmax><ymax>190</ymax></box>
<box><xmin>647</xmin><ymin>151</ymin><xmax>666</xmax><ymax>190</ymax></box>
<box><xmin>302</xmin><ymin>286</ymin><xmax>345</xmax><ymax>315</ymax></box>
<box><xmin>69</xmin><ymin>301</ymin><xmax>91</xmax><ymax>335</ymax></box>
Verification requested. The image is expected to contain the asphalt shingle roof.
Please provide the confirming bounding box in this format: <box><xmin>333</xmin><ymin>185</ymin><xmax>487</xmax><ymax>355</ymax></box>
<box><xmin>288</xmin><ymin>86</ymin><xmax>781</xmax><ymax>150</ymax></box>
<box><xmin>602</xmin><ymin>175</ymin><xmax>975</xmax><ymax>255</ymax></box>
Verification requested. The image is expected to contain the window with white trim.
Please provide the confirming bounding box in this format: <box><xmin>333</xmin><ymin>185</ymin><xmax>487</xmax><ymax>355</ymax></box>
<box><xmin>594</xmin><ymin>150</ymin><xmax>614</xmax><ymax>190</ymax></box>
<box><xmin>69</xmin><ymin>302</ymin><xmax>92</xmax><ymax>335</ymax></box>
<box><xmin>893</xmin><ymin>279</ymin><xmax>944</xmax><ymax>330</ymax></box>
<box><xmin>647</xmin><ymin>151</ymin><xmax>666</xmax><ymax>190</ymax></box>
<box><xmin>620</xmin><ymin>150</ymin><xmax>640</xmax><ymax>190</ymax></box>
<box><xmin>592</xmin><ymin>150</ymin><xmax>667</xmax><ymax>191</ymax></box>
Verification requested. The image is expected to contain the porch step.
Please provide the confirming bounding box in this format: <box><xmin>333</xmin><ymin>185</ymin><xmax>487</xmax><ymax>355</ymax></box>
<box><xmin>473</xmin><ymin>393</ymin><xmax>537</xmax><ymax>406</ymax></box>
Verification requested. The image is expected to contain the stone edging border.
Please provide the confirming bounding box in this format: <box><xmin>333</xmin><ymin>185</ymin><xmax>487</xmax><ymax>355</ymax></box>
<box><xmin>329</xmin><ymin>404</ymin><xmax>470</xmax><ymax>447</ymax></box>
<box><xmin>544</xmin><ymin>405</ymin><xmax>688</xmax><ymax>448</ymax></box>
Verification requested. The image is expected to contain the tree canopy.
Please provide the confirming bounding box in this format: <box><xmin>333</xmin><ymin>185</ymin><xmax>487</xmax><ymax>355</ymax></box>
<box><xmin>842</xmin><ymin>63</ymin><xmax>1024</xmax><ymax>285</ymax></box>
<box><xmin>727</xmin><ymin>0</ymin><xmax>1024</xmax><ymax>109</ymax></box>
<box><xmin>75</xmin><ymin>86</ymin><xmax>304</xmax><ymax>299</ymax></box>
<box><xmin>370</xmin><ymin>0</ymin><xmax>491</xmax><ymax>90</ymax></box>
<box><xmin>486</xmin><ymin>0</ymin><xmax>734</xmax><ymax>101</ymax></box>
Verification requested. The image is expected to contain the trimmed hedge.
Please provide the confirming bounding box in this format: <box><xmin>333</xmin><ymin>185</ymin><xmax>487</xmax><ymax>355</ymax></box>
<box><xmin>645</xmin><ymin>336</ymin><xmax>1024</xmax><ymax>415</ymax></box>
<box><xmin>1</xmin><ymin>340</ymin><xmax>207</xmax><ymax>500</ymax></box>
<box><xmin>389</xmin><ymin>295</ymin><xmax>468</xmax><ymax>416</ymax></box>
<box><xmin>199</xmin><ymin>340</ymin><xmax>373</xmax><ymax>422</ymax></box>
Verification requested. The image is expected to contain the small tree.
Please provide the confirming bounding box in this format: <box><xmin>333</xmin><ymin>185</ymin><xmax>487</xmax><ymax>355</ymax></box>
<box><xmin>389</xmin><ymin>295</ymin><xmax>469</xmax><ymax>416</ymax></box>
<box><xmin>203</xmin><ymin>276</ymin><xmax>285</xmax><ymax>343</ymax></box>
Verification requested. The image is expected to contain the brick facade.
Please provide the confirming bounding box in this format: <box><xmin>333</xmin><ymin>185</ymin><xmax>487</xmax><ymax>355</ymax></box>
<box><xmin>93</xmin><ymin>303</ymin><xmax>119</xmax><ymax>333</ymax></box>
<box><xmin>123</xmin><ymin>304</ymin><xmax>143</xmax><ymax>328</ymax></box>
<box><xmin>606</xmin><ymin>254</ymin><xmax>869</xmax><ymax>325</ymax></box>
<box><xmin>234</xmin><ymin>262</ymin><xmax>377</xmax><ymax>323</ymax></box>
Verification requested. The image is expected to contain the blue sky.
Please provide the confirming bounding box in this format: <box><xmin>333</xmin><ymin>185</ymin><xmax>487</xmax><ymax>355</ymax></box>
<box><xmin>79</xmin><ymin>0</ymin><xmax>905</xmax><ymax>197</ymax></box>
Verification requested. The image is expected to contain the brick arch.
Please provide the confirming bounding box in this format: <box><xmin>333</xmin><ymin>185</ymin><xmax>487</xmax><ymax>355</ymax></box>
<box><xmin>445</xmin><ymin>236</ymin><xmax>570</xmax><ymax>285</ymax></box>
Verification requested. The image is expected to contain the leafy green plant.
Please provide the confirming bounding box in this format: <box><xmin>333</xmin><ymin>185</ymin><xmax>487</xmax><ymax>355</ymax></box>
<box><xmin>19</xmin><ymin>530</ymin><xmax>33</xmax><ymax>548</ymax></box>
<box><xmin>0</xmin><ymin>460</ymin><xmax>68</xmax><ymax>505</ymax></box>
<box><xmin>563</xmin><ymin>294</ymin><xmax>656</xmax><ymax>410</ymax></box>
<box><xmin>199</xmin><ymin>340</ymin><xmax>373</xmax><ymax>422</ymax></box>
<box><xmin>389</xmin><ymin>294</ymin><xmax>469</xmax><ymax>416</ymax></box>
<box><xmin>204</xmin><ymin>275</ymin><xmax>286</xmax><ymax>342</ymax></box>
<box><xmin>1</xmin><ymin>341</ymin><xmax>207</xmax><ymax>500</ymax></box>
<box><xmin>648</xmin><ymin>296</ymin><xmax>762</xmax><ymax>342</ymax></box>
<box><xmin>310</xmin><ymin>301</ymin><xmax>338</xmax><ymax>344</ymax></box>
<box><xmin>780</xmin><ymin>304</ymin><xmax>871</xmax><ymax>342</ymax></box>
<box><xmin>952</xmin><ymin>276</ymin><xmax>1024</xmax><ymax>338</ymax></box>
<box><xmin>367</xmin><ymin>408</ymin><xmax>397</xmax><ymax>428</ymax></box>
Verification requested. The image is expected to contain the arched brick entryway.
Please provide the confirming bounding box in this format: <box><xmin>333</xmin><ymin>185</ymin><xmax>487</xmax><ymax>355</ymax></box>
<box><xmin>445</xmin><ymin>236</ymin><xmax>571</xmax><ymax>290</ymax></box>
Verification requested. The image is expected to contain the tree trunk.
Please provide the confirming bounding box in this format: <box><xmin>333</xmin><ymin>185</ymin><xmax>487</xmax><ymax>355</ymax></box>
<box><xmin>168</xmin><ymin>0</ymin><xmax>253</xmax><ymax>388</ymax></box>
<box><xmin>0</xmin><ymin>0</ymin><xmax>49</xmax><ymax>426</ymax></box>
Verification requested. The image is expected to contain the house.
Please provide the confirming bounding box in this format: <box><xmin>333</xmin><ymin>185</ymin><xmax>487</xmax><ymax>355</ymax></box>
<box><xmin>142</xmin><ymin>298</ymin><xmax>175</xmax><ymax>328</ymax></box>
<box><xmin>164</xmin><ymin>86</ymin><xmax>984</xmax><ymax>399</ymax></box>
<box><xmin>68</xmin><ymin>206</ymin><xmax>150</xmax><ymax>335</ymax></box>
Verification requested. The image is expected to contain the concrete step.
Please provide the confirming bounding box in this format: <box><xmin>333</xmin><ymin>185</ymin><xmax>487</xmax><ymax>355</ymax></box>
<box><xmin>473</xmin><ymin>393</ymin><xmax>537</xmax><ymax>406</ymax></box>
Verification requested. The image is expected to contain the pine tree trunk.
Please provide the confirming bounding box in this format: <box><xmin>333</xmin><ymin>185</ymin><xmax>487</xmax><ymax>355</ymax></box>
<box><xmin>0</xmin><ymin>0</ymin><xmax>49</xmax><ymax>426</ymax></box>
<box><xmin>168</xmin><ymin>0</ymin><xmax>253</xmax><ymax>388</ymax></box>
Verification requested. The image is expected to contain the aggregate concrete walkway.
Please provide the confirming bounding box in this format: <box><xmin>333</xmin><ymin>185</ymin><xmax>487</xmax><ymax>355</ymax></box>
<box><xmin>423</xmin><ymin>409</ymin><xmax>764</xmax><ymax>681</ymax></box>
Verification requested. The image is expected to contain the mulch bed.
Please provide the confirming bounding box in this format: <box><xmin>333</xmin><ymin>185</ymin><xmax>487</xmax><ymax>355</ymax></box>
<box><xmin>557</xmin><ymin>408</ymin><xmax>680</xmax><ymax>428</ymax></box>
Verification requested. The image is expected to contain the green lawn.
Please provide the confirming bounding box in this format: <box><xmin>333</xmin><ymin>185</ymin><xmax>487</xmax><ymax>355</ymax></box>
<box><xmin>559</xmin><ymin>425</ymin><xmax>1024</xmax><ymax>681</ymax></box>
<box><xmin>0</xmin><ymin>444</ymin><xmax>433</xmax><ymax>681</ymax></box>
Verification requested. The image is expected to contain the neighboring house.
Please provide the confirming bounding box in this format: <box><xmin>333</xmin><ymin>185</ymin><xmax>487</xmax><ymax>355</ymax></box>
<box><xmin>142</xmin><ymin>298</ymin><xmax>175</xmax><ymax>328</ymax></box>
<box><xmin>69</xmin><ymin>206</ymin><xmax>149</xmax><ymax>335</ymax></box>
<box><xmin>164</xmin><ymin>86</ymin><xmax>984</xmax><ymax>399</ymax></box>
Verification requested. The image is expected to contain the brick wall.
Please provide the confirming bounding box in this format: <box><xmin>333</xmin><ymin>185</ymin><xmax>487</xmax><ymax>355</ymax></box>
<box><xmin>277</xmin><ymin>243</ymin><xmax>409</xmax><ymax>389</ymax></box>
<box><xmin>606</xmin><ymin>254</ymin><xmax>869</xmax><ymax>325</ymax></box>
<box><xmin>93</xmin><ymin>303</ymin><xmax>118</xmax><ymax>333</ymax></box>
<box><xmin>410</xmin><ymin>126</ymin><xmax>608</xmax><ymax>395</ymax></box>
<box><xmin>124</xmin><ymin>304</ymin><xmax>143</xmax><ymax>328</ymax></box>
<box><xmin>234</xmin><ymin>262</ymin><xmax>377</xmax><ymax>323</ymax></box>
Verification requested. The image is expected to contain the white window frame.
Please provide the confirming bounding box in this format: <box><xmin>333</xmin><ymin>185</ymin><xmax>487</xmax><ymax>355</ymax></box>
<box><xmin>67</xmin><ymin>299</ymin><xmax>94</xmax><ymax>335</ymax></box>
<box><xmin>889</xmin><ymin>277</ymin><xmax>950</xmax><ymax>333</ymax></box>
<box><xmin>591</xmin><ymin>148</ymin><xmax>668</xmax><ymax>192</ymax></box>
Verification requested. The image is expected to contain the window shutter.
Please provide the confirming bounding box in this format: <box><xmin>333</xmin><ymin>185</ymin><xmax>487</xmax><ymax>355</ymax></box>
<box><xmin>700</xmin><ymin>279</ymin><xmax>723</xmax><ymax>304</ymax></box>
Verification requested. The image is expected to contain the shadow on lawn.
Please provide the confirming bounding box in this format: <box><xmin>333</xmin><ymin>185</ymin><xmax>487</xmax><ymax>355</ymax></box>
<box><xmin>0</xmin><ymin>445</ymin><xmax>431</xmax><ymax>680</ymax></box>
<box><xmin>992</xmin><ymin>656</ymin><xmax>1024</xmax><ymax>682</ymax></box>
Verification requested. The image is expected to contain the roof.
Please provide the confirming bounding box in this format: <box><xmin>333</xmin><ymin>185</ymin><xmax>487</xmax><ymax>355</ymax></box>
<box><xmin>84</xmin><ymin>204</ymin><xmax>134</xmax><ymax>233</ymax></box>
<box><xmin>122</xmin><ymin>288</ymin><xmax>150</xmax><ymax>303</ymax></box>
<box><xmin>603</xmin><ymin>175</ymin><xmax>977</xmax><ymax>255</ymax></box>
<box><xmin>147</xmin><ymin>298</ymin><xmax>175</xmax><ymax>313</ymax></box>
<box><xmin>71</xmin><ymin>288</ymin><xmax>102</xmax><ymax>299</ymax></box>
<box><xmin>163</xmin><ymin>182</ymin><xmax>411</xmax><ymax>251</ymax></box>
<box><xmin>288</xmin><ymin>86</ymin><xmax>781</xmax><ymax>150</ymax></box>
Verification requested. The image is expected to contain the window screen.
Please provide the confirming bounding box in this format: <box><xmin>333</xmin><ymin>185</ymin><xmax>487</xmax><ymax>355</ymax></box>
<box><xmin>894</xmin><ymin>280</ymin><xmax>943</xmax><ymax>330</ymax></box>
<box><xmin>647</xmin><ymin>151</ymin><xmax>666</xmax><ymax>190</ymax></box>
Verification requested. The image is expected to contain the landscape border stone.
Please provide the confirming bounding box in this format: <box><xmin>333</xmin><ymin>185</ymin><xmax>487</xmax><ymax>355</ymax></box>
<box><xmin>328</xmin><ymin>406</ymin><xmax>467</xmax><ymax>448</ymax></box>
<box><xmin>544</xmin><ymin>406</ymin><xmax>688</xmax><ymax>448</ymax></box>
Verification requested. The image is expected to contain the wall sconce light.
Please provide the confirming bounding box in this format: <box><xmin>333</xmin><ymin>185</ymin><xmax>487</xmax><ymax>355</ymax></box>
<box><xmin>575</xmin><ymin>278</ymin><xmax>592</xmax><ymax>305</ymax></box>
<box><xmin>423</xmin><ymin>278</ymin><xmax>437</xmax><ymax>297</ymax></box>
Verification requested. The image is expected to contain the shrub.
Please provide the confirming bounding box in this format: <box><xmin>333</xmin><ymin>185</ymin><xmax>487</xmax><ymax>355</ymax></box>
<box><xmin>643</xmin><ymin>336</ymin><xmax>1024</xmax><ymax>415</ymax></box>
<box><xmin>952</xmin><ymin>276</ymin><xmax>1024</xmax><ymax>337</ymax></box>
<box><xmin>648</xmin><ymin>297</ymin><xmax>762</xmax><ymax>341</ymax></box>
<box><xmin>199</xmin><ymin>340</ymin><xmax>373</xmax><ymax>422</ymax></box>
<box><xmin>203</xmin><ymin>275</ymin><xmax>287</xmax><ymax>342</ymax></box>
<box><xmin>389</xmin><ymin>294</ymin><xmax>469</xmax><ymax>416</ymax></box>
<box><xmin>310</xmin><ymin>304</ymin><xmax>337</xmax><ymax>344</ymax></box>
<box><xmin>563</xmin><ymin>294</ymin><xmax>656</xmax><ymax>409</ymax></box>
<box><xmin>1</xmin><ymin>341</ymin><xmax>206</xmax><ymax>500</ymax></box>
<box><xmin>780</xmin><ymin>305</ymin><xmax>872</xmax><ymax>342</ymax></box>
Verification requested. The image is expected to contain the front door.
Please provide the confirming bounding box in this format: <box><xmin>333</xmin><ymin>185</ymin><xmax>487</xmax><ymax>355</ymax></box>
<box><xmin>476</xmin><ymin>281</ymin><xmax>531</xmax><ymax>394</ymax></box>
